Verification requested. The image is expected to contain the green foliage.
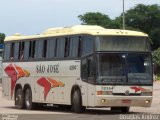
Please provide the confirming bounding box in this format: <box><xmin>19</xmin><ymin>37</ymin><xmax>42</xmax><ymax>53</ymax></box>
<box><xmin>78</xmin><ymin>12</ymin><xmax>111</xmax><ymax>28</ymax></box>
<box><xmin>0</xmin><ymin>33</ymin><xmax>5</xmax><ymax>44</ymax></box>
<box><xmin>78</xmin><ymin>4</ymin><xmax>160</xmax><ymax>50</ymax></box>
<box><xmin>156</xmin><ymin>73</ymin><xmax>160</xmax><ymax>81</ymax></box>
<box><xmin>152</xmin><ymin>48</ymin><xmax>160</xmax><ymax>66</ymax></box>
<box><xmin>124</xmin><ymin>4</ymin><xmax>160</xmax><ymax>50</ymax></box>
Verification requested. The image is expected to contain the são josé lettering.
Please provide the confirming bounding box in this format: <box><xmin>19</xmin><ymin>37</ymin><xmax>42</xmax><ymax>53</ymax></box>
<box><xmin>36</xmin><ymin>64</ymin><xmax>59</xmax><ymax>73</ymax></box>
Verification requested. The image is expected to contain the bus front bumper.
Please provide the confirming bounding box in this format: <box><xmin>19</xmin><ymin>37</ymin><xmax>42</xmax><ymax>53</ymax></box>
<box><xmin>94</xmin><ymin>96</ymin><xmax>152</xmax><ymax>107</ymax></box>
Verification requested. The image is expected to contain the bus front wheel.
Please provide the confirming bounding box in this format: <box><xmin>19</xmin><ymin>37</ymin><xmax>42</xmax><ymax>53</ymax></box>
<box><xmin>24</xmin><ymin>88</ymin><xmax>34</xmax><ymax>110</ymax></box>
<box><xmin>15</xmin><ymin>88</ymin><xmax>24</xmax><ymax>109</ymax></box>
<box><xmin>72</xmin><ymin>90</ymin><xmax>84</xmax><ymax>113</ymax></box>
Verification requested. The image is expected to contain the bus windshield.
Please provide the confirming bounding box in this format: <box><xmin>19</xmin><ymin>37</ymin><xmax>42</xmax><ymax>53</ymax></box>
<box><xmin>97</xmin><ymin>53</ymin><xmax>152</xmax><ymax>85</ymax></box>
<box><xmin>95</xmin><ymin>36</ymin><xmax>150</xmax><ymax>52</ymax></box>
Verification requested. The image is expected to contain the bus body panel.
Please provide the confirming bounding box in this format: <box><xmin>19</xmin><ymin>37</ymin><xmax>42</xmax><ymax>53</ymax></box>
<box><xmin>2</xmin><ymin>25</ymin><xmax>153</xmax><ymax>111</ymax></box>
<box><xmin>2</xmin><ymin>60</ymin><xmax>153</xmax><ymax>107</ymax></box>
<box><xmin>83</xmin><ymin>84</ymin><xmax>152</xmax><ymax>107</ymax></box>
<box><xmin>2</xmin><ymin>60</ymin><xmax>81</xmax><ymax>105</ymax></box>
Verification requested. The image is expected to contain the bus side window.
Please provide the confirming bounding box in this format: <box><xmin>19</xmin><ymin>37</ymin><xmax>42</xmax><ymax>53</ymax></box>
<box><xmin>35</xmin><ymin>40</ymin><xmax>43</xmax><ymax>59</ymax></box>
<box><xmin>24</xmin><ymin>41</ymin><xmax>30</xmax><ymax>60</ymax></box>
<box><xmin>19</xmin><ymin>42</ymin><xmax>24</xmax><ymax>61</ymax></box>
<box><xmin>57</xmin><ymin>38</ymin><xmax>65</xmax><ymax>58</ymax></box>
<box><xmin>10</xmin><ymin>43</ymin><xmax>15</xmax><ymax>61</ymax></box>
<box><xmin>14</xmin><ymin>42</ymin><xmax>20</xmax><ymax>61</ymax></box>
<box><xmin>46</xmin><ymin>39</ymin><xmax>56</xmax><ymax>58</ymax></box>
<box><xmin>43</xmin><ymin>40</ymin><xmax>47</xmax><ymax>58</ymax></box>
<box><xmin>29</xmin><ymin>41</ymin><xmax>35</xmax><ymax>59</ymax></box>
<box><xmin>4</xmin><ymin>43</ymin><xmax>11</xmax><ymax>61</ymax></box>
<box><xmin>64</xmin><ymin>37</ymin><xmax>70</xmax><ymax>57</ymax></box>
<box><xmin>69</xmin><ymin>36</ymin><xmax>80</xmax><ymax>58</ymax></box>
<box><xmin>82</xmin><ymin>36</ymin><xmax>94</xmax><ymax>56</ymax></box>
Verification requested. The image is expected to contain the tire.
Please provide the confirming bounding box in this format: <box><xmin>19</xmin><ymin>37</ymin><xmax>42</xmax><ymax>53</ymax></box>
<box><xmin>111</xmin><ymin>107</ymin><xmax>120</xmax><ymax>111</ymax></box>
<box><xmin>72</xmin><ymin>90</ymin><xmax>84</xmax><ymax>113</ymax></box>
<box><xmin>120</xmin><ymin>107</ymin><xmax>130</xmax><ymax>113</ymax></box>
<box><xmin>15</xmin><ymin>88</ymin><xmax>24</xmax><ymax>109</ymax></box>
<box><xmin>24</xmin><ymin>88</ymin><xmax>35</xmax><ymax>110</ymax></box>
<box><xmin>111</xmin><ymin>107</ymin><xmax>130</xmax><ymax>113</ymax></box>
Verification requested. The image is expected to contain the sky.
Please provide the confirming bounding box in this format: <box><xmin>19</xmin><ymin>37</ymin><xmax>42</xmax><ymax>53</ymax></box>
<box><xmin>0</xmin><ymin>0</ymin><xmax>160</xmax><ymax>36</ymax></box>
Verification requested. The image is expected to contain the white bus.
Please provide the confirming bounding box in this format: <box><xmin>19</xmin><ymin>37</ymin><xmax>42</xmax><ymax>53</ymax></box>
<box><xmin>2</xmin><ymin>25</ymin><xmax>153</xmax><ymax>113</ymax></box>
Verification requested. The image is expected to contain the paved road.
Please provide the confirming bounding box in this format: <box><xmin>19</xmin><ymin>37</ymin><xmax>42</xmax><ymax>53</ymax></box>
<box><xmin>0</xmin><ymin>82</ymin><xmax>160</xmax><ymax>120</ymax></box>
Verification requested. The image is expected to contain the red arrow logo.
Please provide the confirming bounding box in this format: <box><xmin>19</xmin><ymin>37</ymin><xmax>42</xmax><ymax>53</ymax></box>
<box><xmin>4</xmin><ymin>64</ymin><xmax>30</xmax><ymax>98</ymax></box>
<box><xmin>37</xmin><ymin>77</ymin><xmax>65</xmax><ymax>100</ymax></box>
<box><xmin>130</xmin><ymin>86</ymin><xmax>145</xmax><ymax>93</ymax></box>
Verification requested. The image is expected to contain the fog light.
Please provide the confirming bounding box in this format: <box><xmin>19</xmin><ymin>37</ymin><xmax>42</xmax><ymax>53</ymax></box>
<box><xmin>101</xmin><ymin>99</ymin><xmax>106</xmax><ymax>103</ymax></box>
<box><xmin>145</xmin><ymin>100</ymin><xmax>150</xmax><ymax>103</ymax></box>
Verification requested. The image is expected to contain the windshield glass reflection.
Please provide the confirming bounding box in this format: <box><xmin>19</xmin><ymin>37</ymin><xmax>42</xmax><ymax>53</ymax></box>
<box><xmin>97</xmin><ymin>53</ymin><xmax>152</xmax><ymax>85</ymax></box>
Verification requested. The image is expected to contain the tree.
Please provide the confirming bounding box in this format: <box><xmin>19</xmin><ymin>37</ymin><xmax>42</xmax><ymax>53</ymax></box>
<box><xmin>78</xmin><ymin>4</ymin><xmax>160</xmax><ymax>50</ymax></box>
<box><xmin>0</xmin><ymin>33</ymin><xmax>5</xmax><ymax>44</ymax></box>
<box><xmin>123</xmin><ymin>4</ymin><xmax>160</xmax><ymax>50</ymax></box>
<box><xmin>78</xmin><ymin>12</ymin><xmax>111</xmax><ymax>28</ymax></box>
<box><xmin>152</xmin><ymin>48</ymin><xmax>160</xmax><ymax>74</ymax></box>
<box><xmin>152</xmin><ymin>48</ymin><xmax>160</xmax><ymax>66</ymax></box>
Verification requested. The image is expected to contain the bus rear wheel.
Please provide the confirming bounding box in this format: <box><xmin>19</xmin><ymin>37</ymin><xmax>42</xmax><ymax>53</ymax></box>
<box><xmin>15</xmin><ymin>88</ymin><xmax>24</xmax><ymax>109</ymax></box>
<box><xmin>72</xmin><ymin>90</ymin><xmax>84</xmax><ymax>113</ymax></box>
<box><xmin>24</xmin><ymin>88</ymin><xmax>34</xmax><ymax>110</ymax></box>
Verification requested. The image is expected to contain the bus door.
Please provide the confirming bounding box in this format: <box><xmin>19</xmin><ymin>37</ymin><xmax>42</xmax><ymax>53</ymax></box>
<box><xmin>81</xmin><ymin>55</ymin><xmax>96</xmax><ymax>107</ymax></box>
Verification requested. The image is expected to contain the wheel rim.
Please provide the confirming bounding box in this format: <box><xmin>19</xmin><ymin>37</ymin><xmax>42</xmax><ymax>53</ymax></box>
<box><xmin>25</xmin><ymin>90</ymin><xmax>31</xmax><ymax>108</ymax></box>
<box><xmin>16</xmin><ymin>91</ymin><xmax>22</xmax><ymax>106</ymax></box>
<box><xmin>17</xmin><ymin>94</ymin><xmax>21</xmax><ymax>103</ymax></box>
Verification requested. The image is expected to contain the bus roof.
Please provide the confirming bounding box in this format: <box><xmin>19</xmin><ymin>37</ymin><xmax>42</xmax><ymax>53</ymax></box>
<box><xmin>5</xmin><ymin>25</ymin><xmax>148</xmax><ymax>42</ymax></box>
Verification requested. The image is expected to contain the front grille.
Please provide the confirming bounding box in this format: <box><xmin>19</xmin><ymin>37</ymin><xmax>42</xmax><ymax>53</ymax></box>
<box><xmin>113</xmin><ymin>93</ymin><xmax>141</xmax><ymax>96</ymax></box>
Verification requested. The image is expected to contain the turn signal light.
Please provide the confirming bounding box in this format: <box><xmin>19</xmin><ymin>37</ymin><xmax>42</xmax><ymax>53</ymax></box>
<box><xmin>97</xmin><ymin>91</ymin><xmax>112</xmax><ymax>95</ymax></box>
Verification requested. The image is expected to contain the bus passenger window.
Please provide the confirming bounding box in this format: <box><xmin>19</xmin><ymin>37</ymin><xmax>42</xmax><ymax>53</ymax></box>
<box><xmin>10</xmin><ymin>43</ymin><xmax>15</xmax><ymax>61</ymax></box>
<box><xmin>43</xmin><ymin>40</ymin><xmax>47</xmax><ymax>58</ymax></box>
<box><xmin>35</xmin><ymin>40</ymin><xmax>43</xmax><ymax>59</ymax></box>
<box><xmin>24</xmin><ymin>41</ymin><xmax>30</xmax><ymax>60</ymax></box>
<box><xmin>19</xmin><ymin>42</ymin><xmax>24</xmax><ymax>61</ymax></box>
<box><xmin>14</xmin><ymin>42</ymin><xmax>19</xmax><ymax>61</ymax></box>
<box><xmin>64</xmin><ymin>38</ymin><xmax>70</xmax><ymax>57</ymax></box>
<box><xmin>29</xmin><ymin>41</ymin><xmax>35</xmax><ymax>59</ymax></box>
<box><xmin>46</xmin><ymin>39</ymin><xmax>56</xmax><ymax>58</ymax></box>
<box><xmin>69</xmin><ymin>37</ymin><xmax>80</xmax><ymax>58</ymax></box>
<box><xmin>4</xmin><ymin>43</ymin><xmax>11</xmax><ymax>61</ymax></box>
<box><xmin>57</xmin><ymin>38</ymin><xmax>65</xmax><ymax>58</ymax></box>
